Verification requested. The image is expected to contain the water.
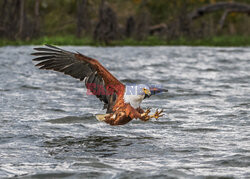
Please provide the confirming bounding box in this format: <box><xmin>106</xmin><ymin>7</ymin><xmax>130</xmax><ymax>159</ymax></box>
<box><xmin>0</xmin><ymin>46</ymin><xmax>249</xmax><ymax>178</ymax></box>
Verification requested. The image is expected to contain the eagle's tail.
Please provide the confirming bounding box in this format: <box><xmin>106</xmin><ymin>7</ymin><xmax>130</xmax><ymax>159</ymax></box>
<box><xmin>95</xmin><ymin>114</ymin><xmax>110</xmax><ymax>122</ymax></box>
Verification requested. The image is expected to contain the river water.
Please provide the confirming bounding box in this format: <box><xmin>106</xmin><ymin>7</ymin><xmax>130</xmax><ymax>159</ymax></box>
<box><xmin>0</xmin><ymin>46</ymin><xmax>249</xmax><ymax>178</ymax></box>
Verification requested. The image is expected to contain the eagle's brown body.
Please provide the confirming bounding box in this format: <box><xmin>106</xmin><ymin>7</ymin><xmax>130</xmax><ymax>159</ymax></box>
<box><xmin>32</xmin><ymin>45</ymin><xmax>163</xmax><ymax>125</ymax></box>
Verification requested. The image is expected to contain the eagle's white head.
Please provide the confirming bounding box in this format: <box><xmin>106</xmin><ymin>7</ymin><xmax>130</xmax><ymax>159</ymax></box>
<box><xmin>123</xmin><ymin>84</ymin><xmax>151</xmax><ymax>109</ymax></box>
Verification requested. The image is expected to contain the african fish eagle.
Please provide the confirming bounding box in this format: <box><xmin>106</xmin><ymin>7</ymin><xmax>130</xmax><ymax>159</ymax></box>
<box><xmin>32</xmin><ymin>45</ymin><xmax>167</xmax><ymax>125</ymax></box>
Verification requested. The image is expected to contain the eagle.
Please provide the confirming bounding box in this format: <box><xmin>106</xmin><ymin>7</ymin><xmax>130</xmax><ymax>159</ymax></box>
<box><xmin>32</xmin><ymin>45</ymin><xmax>167</xmax><ymax>125</ymax></box>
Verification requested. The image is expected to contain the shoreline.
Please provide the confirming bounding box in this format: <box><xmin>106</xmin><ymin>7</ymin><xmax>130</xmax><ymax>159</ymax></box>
<box><xmin>1</xmin><ymin>35</ymin><xmax>250</xmax><ymax>47</ymax></box>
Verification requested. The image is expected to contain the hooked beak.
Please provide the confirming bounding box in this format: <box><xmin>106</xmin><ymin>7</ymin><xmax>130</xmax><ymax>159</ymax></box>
<box><xmin>144</xmin><ymin>89</ymin><xmax>151</xmax><ymax>99</ymax></box>
<box><xmin>150</xmin><ymin>87</ymin><xmax>168</xmax><ymax>95</ymax></box>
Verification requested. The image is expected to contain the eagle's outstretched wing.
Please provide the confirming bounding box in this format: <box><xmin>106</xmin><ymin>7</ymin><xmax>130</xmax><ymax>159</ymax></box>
<box><xmin>32</xmin><ymin>45</ymin><xmax>125</xmax><ymax>113</ymax></box>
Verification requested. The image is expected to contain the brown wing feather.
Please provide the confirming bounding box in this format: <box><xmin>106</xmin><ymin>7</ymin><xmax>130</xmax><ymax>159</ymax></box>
<box><xmin>32</xmin><ymin>44</ymin><xmax>125</xmax><ymax>113</ymax></box>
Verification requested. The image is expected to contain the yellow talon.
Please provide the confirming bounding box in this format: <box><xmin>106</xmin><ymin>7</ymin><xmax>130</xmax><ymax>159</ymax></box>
<box><xmin>141</xmin><ymin>108</ymin><xmax>164</xmax><ymax>121</ymax></box>
<box><xmin>151</xmin><ymin>109</ymin><xmax>164</xmax><ymax>120</ymax></box>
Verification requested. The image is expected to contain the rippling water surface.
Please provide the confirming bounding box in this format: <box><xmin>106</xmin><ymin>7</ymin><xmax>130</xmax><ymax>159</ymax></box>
<box><xmin>0</xmin><ymin>46</ymin><xmax>249</xmax><ymax>178</ymax></box>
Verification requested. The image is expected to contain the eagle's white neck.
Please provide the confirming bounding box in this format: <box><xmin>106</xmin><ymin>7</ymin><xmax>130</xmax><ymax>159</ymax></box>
<box><xmin>123</xmin><ymin>85</ymin><xmax>144</xmax><ymax>109</ymax></box>
<box><xmin>124</xmin><ymin>94</ymin><xmax>144</xmax><ymax>109</ymax></box>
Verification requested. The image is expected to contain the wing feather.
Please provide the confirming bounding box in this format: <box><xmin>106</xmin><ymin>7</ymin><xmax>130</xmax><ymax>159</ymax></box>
<box><xmin>32</xmin><ymin>45</ymin><xmax>125</xmax><ymax>113</ymax></box>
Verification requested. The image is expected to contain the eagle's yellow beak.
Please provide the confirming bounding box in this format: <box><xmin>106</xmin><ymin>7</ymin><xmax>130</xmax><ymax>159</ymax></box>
<box><xmin>143</xmin><ymin>88</ymin><xmax>151</xmax><ymax>97</ymax></box>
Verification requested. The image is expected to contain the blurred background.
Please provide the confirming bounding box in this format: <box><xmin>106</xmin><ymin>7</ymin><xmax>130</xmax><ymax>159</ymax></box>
<box><xmin>1</xmin><ymin>0</ymin><xmax>250</xmax><ymax>46</ymax></box>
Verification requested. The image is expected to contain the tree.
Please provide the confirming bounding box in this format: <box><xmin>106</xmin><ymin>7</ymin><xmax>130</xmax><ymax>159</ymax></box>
<box><xmin>134</xmin><ymin>0</ymin><xmax>150</xmax><ymax>40</ymax></box>
<box><xmin>17</xmin><ymin>0</ymin><xmax>25</xmax><ymax>38</ymax></box>
<box><xmin>33</xmin><ymin>0</ymin><xmax>41</xmax><ymax>37</ymax></box>
<box><xmin>0</xmin><ymin>0</ymin><xmax>20</xmax><ymax>39</ymax></box>
<box><xmin>94</xmin><ymin>0</ymin><xmax>119</xmax><ymax>44</ymax></box>
<box><xmin>188</xmin><ymin>2</ymin><xmax>250</xmax><ymax>32</ymax></box>
<box><xmin>76</xmin><ymin>0</ymin><xmax>91</xmax><ymax>37</ymax></box>
<box><xmin>125</xmin><ymin>16</ymin><xmax>135</xmax><ymax>38</ymax></box>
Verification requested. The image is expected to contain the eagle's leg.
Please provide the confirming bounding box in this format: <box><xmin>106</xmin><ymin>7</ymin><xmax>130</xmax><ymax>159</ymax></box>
<box><xmin>139</xmin><ymin>108</ymin><xmax>151</xmax><ymax>121</ymax></box>
<box><xmin>104</xmin><ymin>112</ymin><xmax>133</xmax><ymax>125</ymax></box>
<box><xmin>102</xmin><ymin>113</ymin><xmax>113</xmax><ymax>124</ymax></box>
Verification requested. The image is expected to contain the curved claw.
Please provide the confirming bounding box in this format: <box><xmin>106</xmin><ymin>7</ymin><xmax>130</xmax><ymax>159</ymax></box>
<box><xmin>152</xmin><ymin>109</ymin><xmax>164</xmax><ymax>120</ymax></box>
<box><xmin>141</xmin><ymin>108</ymin><xmax>164</xmax><ymax>122</ymax></box>
<box><xmin>145</xmin><ymin>107</ymin><xmax>151</xmax><ymax>115</ymax></box>
<box><xmin>156</xmin><ymin>113</ymin><xmax>164</xmax><ymax>119</ymax></box>
<box><xmin>158</xmin><ymin>109</ymin><xmax>164</xmax><ymax>118</ymax></box>
<box><xmin>141</xmin><ymin>113</ymin><xmax>150</xmax><ymax>122</ymax></box>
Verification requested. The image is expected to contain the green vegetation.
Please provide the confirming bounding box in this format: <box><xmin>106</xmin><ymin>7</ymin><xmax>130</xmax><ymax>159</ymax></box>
<box><xmin>1</xmin><ymin>35</ymin><xmax>250</xmax><ymax>47</ymax></box>
<box><xmin>1</xmin><ymin>0</ymin><xmax>250</xmax><ymax>47</ymax></box>
<box><xmin>0</xmin><ymin>36</ymin><xmax>95</xmax><ymax>46</ymax></box>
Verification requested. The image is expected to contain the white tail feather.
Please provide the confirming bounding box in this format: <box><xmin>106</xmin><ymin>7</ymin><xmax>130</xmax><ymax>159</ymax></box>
<box><xmin>96</xmin><ymin>114</ymin><xmax>109</xmax><ymax>122</ymax></box>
